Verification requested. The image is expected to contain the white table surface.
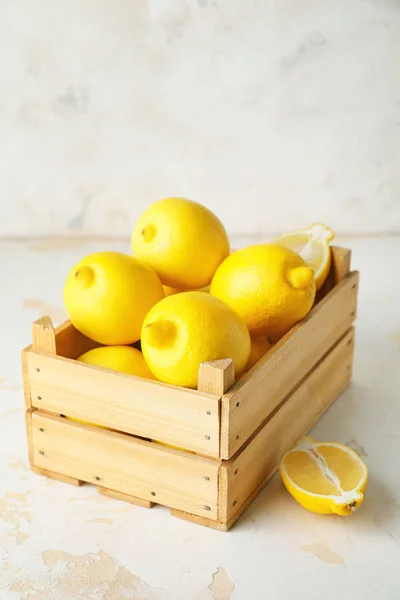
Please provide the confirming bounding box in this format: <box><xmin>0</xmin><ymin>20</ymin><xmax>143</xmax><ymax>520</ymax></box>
<box><xmin>1</xmin><ymin>236</ymin><xmax>399</xmax><ymax>600</ymax></box>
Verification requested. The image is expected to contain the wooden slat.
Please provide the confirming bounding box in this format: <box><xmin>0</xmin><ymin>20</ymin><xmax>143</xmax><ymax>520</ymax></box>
<box><xmin>27</xmin><ymin>352</ymin><xmax>220</xmax><ymax>456</ymax></box>
<box><xmin>221</xmin><ymin>328</ymin><xmax>355</xmax><ymax>524</ymax></box>
<box><xmin>98</xmin><ymin>487</ymin><xmax>155</xmax><ymax>508</ymax></box>
<box><xmin>21</xmin><ymin>348</ymin><xmax>32</xmax><ymax>408</ymax></box>
<box><xmin>221</xmin><ymin>271</ymin><xmax>359</xmax><ymax>458</ymax></box>
<box><xmin>198</xmin><ymin>359</ymin><xmax>235</xmax><ymax>396</ymax></box>
<box><xmin>31</xmin><ymin>464</ymin><xmax>83</xmax><ymax>486</ymax></box>
<box><xmin>25</xmin><ymin>408</ymin><xmax>35</xmax><ymax>465</ymax></box>
<box><xmin>54</xmin><ymin>320</ymin><xmax>100</xmax><ymax>359</ymax></box>
<box><xmin>171</xmin><ymin>508</ymin><xmax>229</xmax><ymax>531</ymax></box>
<box><xmin>31</xmin><ymin>412</ymin><xmax>220</xmax><ymax>519</ymax></box>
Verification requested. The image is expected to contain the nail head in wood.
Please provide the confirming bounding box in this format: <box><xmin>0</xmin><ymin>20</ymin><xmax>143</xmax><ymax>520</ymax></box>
<box><xmin>95</xmin><ymin>476</ymin><xmax>101</xmax><ymax>481</ymax></box>
<box><xmin>204</xmin><ymin>476</ymin><xmax>210</xmax><ymax>481</ymax></box>
<box><xmin>39</xmin><ymin>428</ymin><xmax>44</xmax><ymax>432</ymax></box>
<box><xmin>39</xmin><ymin>450</ymin><xmax>45</xmax><ymax>455</ymax></box>
<box><xmin>151</xmin><ymin>491</ymin><xmax>156</xmax><ymax>496</ymax></box>
<box><xmin>204</xmin><ymin>505</ymin><xmax>211</xmax><ymax>511</ymax></box>
<box><xmin>205</xmin><ymin>435</ymin><xmax>211</xmax><ymax>440</ymax></box>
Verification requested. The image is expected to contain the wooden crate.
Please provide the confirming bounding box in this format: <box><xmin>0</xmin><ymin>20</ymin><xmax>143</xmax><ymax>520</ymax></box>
<box><xmin>22</xmin><ymin>246</ymin><xmax>358</xmax><ymax>530</ymax></box>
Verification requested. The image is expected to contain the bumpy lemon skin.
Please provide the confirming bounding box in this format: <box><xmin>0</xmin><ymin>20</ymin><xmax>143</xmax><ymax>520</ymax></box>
<box><xmin>141</xmin><ymin>291</ymin><xmax>251</xmax><ymax>388</ymax></box>
<box><xmin>273</xmin><ymin>223</ymin><xmax>335</xmax><ymax>291</ymax></box>
<box><xmin>245</xmin><ymin>336</ymin><xmax>274</xmax><ymax>372</ymax></box>
<box><xmin>210</xmin><ymin>244</ymin><xmax>316</xmax><ymax>340</ymax></box>
<box><xmin>132</xmin><ymin>198</ymin><xmax>230</xmax><ymax>289</ymax></box>
<box><xmin>63</xmin><ymin>251</ymin><xmax>164</xmax><ymax>345</ymax></box>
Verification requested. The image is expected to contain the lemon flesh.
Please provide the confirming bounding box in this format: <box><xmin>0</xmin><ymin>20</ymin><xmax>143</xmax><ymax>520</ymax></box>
<box><xmin>132</xmin><ymin>198</ymin><xmax>230</xmax><ymax>289</ymax></box>
<box><xmin>141</xmin><ymin>291</ymin><xmax>251</xmax><ymax>388</ymax></box>
<box><xmin>273</xmin><ymin>223</ymin><xmax>335</xmax><ymax>291</ymax></box>
<box><xmin>210</xmin><ymin>244</ymin><xmax>316</xmax><ymax>340</ymax></box>
<box><xmin>64</xmin><ymin>251</ymin><xmax>164</xmax><ymax>345</ymax></box>
<box><xmin>279</xmin><ymin>437</ymin><xmax>368</xmax><ymax>515</ymax></box>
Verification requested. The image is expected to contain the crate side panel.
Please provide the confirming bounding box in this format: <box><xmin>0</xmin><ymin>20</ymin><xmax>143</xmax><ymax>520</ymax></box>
<box><xmin>28</xmin><ymin>353</ymin><xmax>220</xmax><ymax>457</ymax></box>
<box><xmin>32</xmin><ymin>412</ymin><xmax>220</xmax><ymax>519</ymax></box>
<box><xmin>55</xmin><ymin>320</ymin><xmax>101</xmax><ymax>359</ymax></box>
<box><xmin>222</xmin><ymin>271</ymin><xmax>358</xmax><ymax>458</ymax></box>
<box><xmin>21</xmin><ymin>348</ymin><xmax>32</xmax><ymax>408</ymax></box>
<box><xmin>221</xmin><ymin>328</ymin><xmax>355</xmax><ymax>524</ymax></box>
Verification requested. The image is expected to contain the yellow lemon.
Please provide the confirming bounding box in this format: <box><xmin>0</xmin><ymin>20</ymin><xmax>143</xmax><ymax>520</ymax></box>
<box><xmin>163</xmin><ymin>285</ymin><xmax>181</xmax><ymax>297</ymax></box>
<box><xmin>279</xmin><ymin>437</ymin><xmax>368</xmax><ymax>515</ymax></box>
<box><xmin>273</xmin><ymin>223</ymin><xmax>335</xmax><ymax>291</ymax></box>
<box><xmin>163</xmin><ymin>284</ymin><xmax>210</xmax><ymax>297</ymax></box>
<box><xmin>64</xmin><ymin>251</ymin><xmax>164</xmax><ymax>345</ymax></box>
<box><xmin>77</xmin><ymin>346</ymin><xmax>155</xmax><ymax>379</ymax></box>
<box><xmin>141</xmin><ymin>291</ymin><xmax>250</xmax><ymax>388</ymax></box>
<box><xmin>246</xmin><ymin>336</ymin><xmax>274</xmax><ymax>371</ymax></box>
<box><xmin>210</xmin><ymin>244</ymin><xmax>316</xmax><ymax>340</ymax></box>
<box><xmin>132</xmin><ymin>198</ymin><xmax>230</xmax><ymax>288</ymax></box>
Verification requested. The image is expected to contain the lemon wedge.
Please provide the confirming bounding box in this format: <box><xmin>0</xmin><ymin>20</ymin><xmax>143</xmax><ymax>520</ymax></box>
<box><xmin>273</xmin><ymin>223</ymin><xmax>335</xmax><ymax>290</ymax></box>
<box><xmin>279</xmin><ymin>437</ymin><xmax>368</xmax><ymax>516</ymax></box>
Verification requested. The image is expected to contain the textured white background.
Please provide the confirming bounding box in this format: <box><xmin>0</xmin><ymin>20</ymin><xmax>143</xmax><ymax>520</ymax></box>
<box><xmin>1</xmin><ymin>0</ymin><xmax>400</xmax><ymax>237</ymax></box>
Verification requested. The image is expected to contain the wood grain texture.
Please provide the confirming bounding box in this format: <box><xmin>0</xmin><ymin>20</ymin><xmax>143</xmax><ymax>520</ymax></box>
<box><xmin>222</xmin><ymin>271</ymin><xmax>359</xmax><ymax>458</ymax></box>
<box><xmin>198</xmin><ymin>359</ymin><xmax>235</xmax><ymax>396</ymax></box>
<box><xmin>27</xmin><ymin>352</ymin><xmax>220</xmax><ymax>456</ymax></box>
<box><xmin>21</xmin><ymin>347</ymin><xmax>32</xmax><ymax>408</ymax></box>
<box><xmin>170</xmin><ymin>508</ymin><xmax>229</xmax><ymax>531</ymax></box>
<box><xmin>32</xmin><ymin>316</ymin><xmax>56</xmax><ymax>353</ymax></box>
<box><xmin>31</xmin><ymin>464</ymin><xmax>83</xmax><ymax>486</ymax></box>
<box><xmin>31</xmin><ymin>412</ymin><xmax>220</xmax><ymax>519</ymax></box>
<box><xmin>54</xmin><ymin>319</ymin><xmax>100</xmax><ymax>359</ymax></box>
<box><xmin>25</xmin><ymin>408</ymin><xmax>35</xmax><ymax>465</ymax></box>
<box><xmin>221</xmin><ymin>328</ymin><xmax>355</xmax><ymax>524</ymax></box>
<box><xmin>332</xmin><ymin>246</ymin><xmax>352</xmax><ymax>285</ymax></box>
<box><xmin>98</xmin><ymin>486</ymin><xmax>155</xmax><ymax>508</ymax></box>
<box><xmin>315</xmin><ymin>246</ymin><xmax>351</xmax><ymax>303</ymax></box>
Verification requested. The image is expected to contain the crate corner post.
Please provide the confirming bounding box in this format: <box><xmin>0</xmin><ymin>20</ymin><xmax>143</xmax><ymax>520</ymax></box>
<box><xmin>198</xmin><ymin>358</ymin><xmax>235</xmax><ymax>396</ymax></box>
<box><xmin>26</xmin><ymin>315</ymin><xmax>84</xmax><ymax>487</ymax></box>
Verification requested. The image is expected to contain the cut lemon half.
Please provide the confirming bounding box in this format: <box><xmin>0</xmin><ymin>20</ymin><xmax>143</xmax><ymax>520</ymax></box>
<box><xmin>273</xmin><ymin>223</ymin><xmax>335</xmax><ymax>291</ymax></box>
<box><xmin>279</xmin><ymin>437</ymin><xmax>368</xmax><ymax>516</ymax></box>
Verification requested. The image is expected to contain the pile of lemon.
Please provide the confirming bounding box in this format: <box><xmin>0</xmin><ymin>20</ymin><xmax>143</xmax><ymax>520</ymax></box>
<box><xmin>64</xmin><ymin>198</ymin><xmax>334</xmax><ymax>389</ymax></box>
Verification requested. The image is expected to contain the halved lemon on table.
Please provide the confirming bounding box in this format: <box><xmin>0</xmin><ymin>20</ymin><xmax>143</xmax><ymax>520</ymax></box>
<box><xmin>279</xmin><ymin>437</ymin><xmax>368</xmax><ymax>515</ymax></box>
<box><xmin>273</xmin><ymin>223</ymin><xmax>335</xmax><ymax>291</ymax></box>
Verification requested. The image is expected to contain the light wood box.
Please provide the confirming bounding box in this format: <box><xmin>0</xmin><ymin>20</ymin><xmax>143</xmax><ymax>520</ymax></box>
<box><xmin>22</xmin><ymin>246</ymin><xmax>358</xmax><ymax>530</ymax></box>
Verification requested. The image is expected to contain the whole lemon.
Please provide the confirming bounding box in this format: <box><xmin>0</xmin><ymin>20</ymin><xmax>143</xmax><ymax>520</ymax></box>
<box><xmin>78</xmin><ymin>346</ymin><xmax>155</xmax><ymax>379</ymax></box>
<box><xmin>141</xmin><ymin>291</ymin><xmax>251</xmax><ymax>388</ymax></box>
<box><xmin>64</xmin><ymin>251</ymin><xmax>164</xmax><ymax>345</ymax></box>
<box><xmin>246</xmin><ymin>336</ymin><xmax>274</xmax><ymax>372</ymax></box>
<box><xmin>210</xmin><ymin>244</ymin><xmax>316</xmax><ymax>340</ymax></box>
<box><xmin>132</xmin><ymin>198</ymin><xmax>230</xmax><ymax>288</ymax></box>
